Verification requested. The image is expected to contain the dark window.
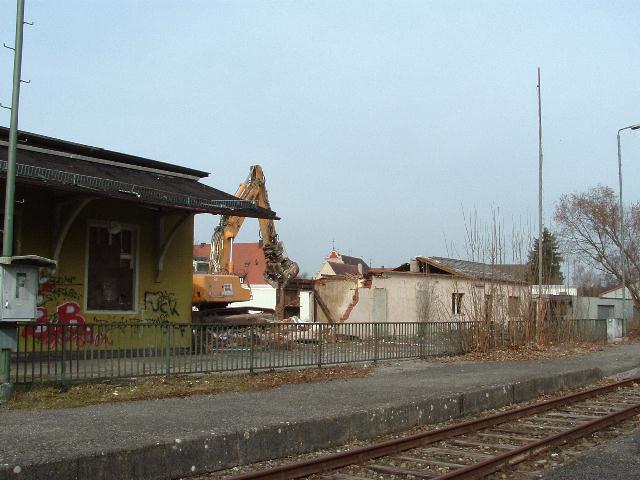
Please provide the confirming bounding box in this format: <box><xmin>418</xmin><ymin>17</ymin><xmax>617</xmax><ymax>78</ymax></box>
<box><xmin>452</xmin><ymin>292</ymin><xmax>464</xmax><ymax>315</ymax></box>
<box><xmin>87</xmin><ymin>225</ymin><xmax>136</xmax><ymax>311</ymax></box>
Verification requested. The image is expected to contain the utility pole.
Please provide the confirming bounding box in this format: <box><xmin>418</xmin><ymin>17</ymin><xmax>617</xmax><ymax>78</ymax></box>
<box><xmin>1</xmin><ymin>0</ymin><xmax>27</xmax><ymax>402</ymax></box>
<box><xmin>3</xmin><ymin>0</ymin><xmax>26</xmax><ymax>257</ymax></box>
<box><xmin>537</xmin><ymin>67</ymin><xmax>544</xmax><ymax>343</ymax></box>
<box><xmin>617</xmin><ymin>123</ymin><xmax>640</xmax><ymax>331</ymax></box>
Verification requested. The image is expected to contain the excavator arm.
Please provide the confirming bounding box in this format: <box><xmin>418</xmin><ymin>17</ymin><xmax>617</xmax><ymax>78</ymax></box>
<box><xmin>210</xmin><ymin>165</ymin><xmax>299</xmax><ymax>288</ymax></box>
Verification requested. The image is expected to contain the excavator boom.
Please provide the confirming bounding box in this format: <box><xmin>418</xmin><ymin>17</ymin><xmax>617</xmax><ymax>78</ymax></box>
<box><xmin>210</xmin><ymin>165</ymin><xmax>299</xmax><ymax>288</ymax></box>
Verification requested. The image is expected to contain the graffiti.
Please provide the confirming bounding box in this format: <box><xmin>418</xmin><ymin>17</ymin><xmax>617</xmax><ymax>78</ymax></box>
<box><xmin>38</xmin><ymin>271</ymin><xmax>82</xmax><ymax>308</ymax></box>
<box><xmin>23</xmin><ymin>301</ymin><xmax>112</xmax><ymax>347</ymax></box>
<box><xmin>144</xmin><ymin>290</ymin><xmax>179</xmax><ymax>321</ymax></box>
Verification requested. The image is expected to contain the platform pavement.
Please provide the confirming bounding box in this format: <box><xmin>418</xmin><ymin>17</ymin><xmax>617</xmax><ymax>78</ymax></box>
<box><xmin>1</xmin><ymin>343</ymin><xmax>640</xmax><ymax>480</ymax></box>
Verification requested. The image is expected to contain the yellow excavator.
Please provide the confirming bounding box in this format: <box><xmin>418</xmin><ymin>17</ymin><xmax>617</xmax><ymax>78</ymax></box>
<box><xmin>192</xmin><ymin>165</ymin><xmax>299</xmax><ymax>321</ymax></box>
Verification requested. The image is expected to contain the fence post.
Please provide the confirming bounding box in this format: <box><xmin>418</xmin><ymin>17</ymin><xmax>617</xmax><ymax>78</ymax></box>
<box><xmin>317</xmin><ymin>324</ymin><xmax>323</xmax><ymax>369</ymax></box>
<box><xmin>60</xmin><ymin>324</ymin><xmax>67</xmax><ymax>387</ymax></box>
<box><xmin>165</xmin><ymin>325</ymin><xmax>171</xmax><ymax>377</ymax></box>
<box><xmin>374</xmin><ymin>323</ymin><xmax>379</xmax><ymax>364</ymax></box>
<box><xmin>249</xmin><ymin>325</ymin><xmax>255</xmax><ymax>374</ymax></box>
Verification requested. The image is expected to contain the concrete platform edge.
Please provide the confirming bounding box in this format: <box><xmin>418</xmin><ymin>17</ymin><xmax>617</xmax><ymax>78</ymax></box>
<box><xmin>0</xmin><ymin>365</ymin><xmax>616</xmax><ymax>480</ymax></box>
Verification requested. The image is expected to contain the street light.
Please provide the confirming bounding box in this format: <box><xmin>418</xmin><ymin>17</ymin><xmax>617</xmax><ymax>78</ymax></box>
<box><xmin>617</xmin><ymin>123</ymin><xmax>640</xmax><ymax>328</ymax></box>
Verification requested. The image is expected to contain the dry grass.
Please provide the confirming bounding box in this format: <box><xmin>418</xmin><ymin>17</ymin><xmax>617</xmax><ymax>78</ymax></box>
<box><xmin>6</xmin><ymin>365</ymin><xmax>373</xmax><ymax>411</ymax></box>
<box><xmin>437</xmin><ymin>341</ymin><xmax>608</xmax><ymax>363</ymax></box>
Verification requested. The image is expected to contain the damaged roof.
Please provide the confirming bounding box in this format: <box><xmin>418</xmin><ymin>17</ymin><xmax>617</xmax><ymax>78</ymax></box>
<box><xmin>416</xmin><ymin>256</ymin><xmax>527</xmax><ymax>284</ymax></box>
<box><xmin>339</xmin><ymin>255</ymin><xmax>370</xmax><ymax>273</ymax></box>
<box><xmin>0</xmin><ymin>127</ymin><xmax>276</xmax><ymax>219</ymax></box>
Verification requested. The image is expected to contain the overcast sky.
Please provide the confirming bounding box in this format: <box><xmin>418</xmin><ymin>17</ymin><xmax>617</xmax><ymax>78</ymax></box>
<box><xmin>1</xmin><ymin>1</ymin><xmax>639</xmax><ymax>276</ymax></box>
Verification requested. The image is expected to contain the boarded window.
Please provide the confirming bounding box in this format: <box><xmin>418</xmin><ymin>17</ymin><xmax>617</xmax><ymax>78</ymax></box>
<box><xmin>87</xmin><ymin>225</ymin><xmax>136</xmax><ymax>311</ymax></box>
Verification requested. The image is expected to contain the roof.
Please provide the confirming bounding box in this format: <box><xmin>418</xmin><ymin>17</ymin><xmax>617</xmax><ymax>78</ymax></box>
<box><xmin>328</xmin><ymin>263</ymin><xmax>361</xmax><ymax>277</ymax></box>
<box><xmin>192</xmin><ymin>242</ymin><xmax>269</xmax><ymax>285</ymax></box>
<box><xmin>1</xmin><ymin>127</ymin><xmax>207</xmax><ymax>177</ymax></box>
<box><xmin>340</xmin><ymin>255</ymin><xmax>370</xmax><ymax>273</ymax></box>
<box><xmin>415</xmin><ymin>256</ymin><xmax>526</xmax><ymax>284</ymax></box>
<box><xmin>493</xmin><ymin>264</ymin><xmax>529</xmax><ymax>282</ymax></box>
<box><xmin>193</xmin><ymin>243</ymin><xmax>211</xmax><ymax>260</ymax></box>
<box><xmin>368</xmin><ymin>267</ymin><xmax>394</xmax><ymax>275</ymax></box>
<box><xmin>230</xmin><ymin>243</ymin><xmax>268</xmax><ymax>285</ymax></box>
<box><xmin>0</xmin><ymin>127</ymin><xmax>276</xmax><ymax>218</ymax></box>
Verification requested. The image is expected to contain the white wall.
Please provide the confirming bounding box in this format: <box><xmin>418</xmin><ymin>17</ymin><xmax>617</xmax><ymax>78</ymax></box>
<box><xmin>299</xmin><ymin>290</ymin><xmax>312</xmax><ymax>321</ymax></box>
<box><xmin>237</xmin><ymin>284</ymin><xmax>276</xmax><ymax>309</ymax></box>
<box><xmin>234</xmin><ymin>284</ymin><xmax>313</xmax><ymax>320</ymax></box>
<box><xmin>337</xmin><ymin>273</ymin><xmax>529</xmax><ymax>324</ymax></box>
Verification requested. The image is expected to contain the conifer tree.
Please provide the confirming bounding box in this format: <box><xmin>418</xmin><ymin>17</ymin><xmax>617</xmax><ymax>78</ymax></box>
<box><xmin>527</xmin><ymin>228</ymin><xmax>564</xmax><ymax>284</ymax></box>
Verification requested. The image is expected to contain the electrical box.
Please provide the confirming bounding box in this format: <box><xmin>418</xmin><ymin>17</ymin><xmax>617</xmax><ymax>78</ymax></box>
<box><xmin>0</xmin><ymin>255</ymin><xmax>56</xmax><ymax>323</ymax></box>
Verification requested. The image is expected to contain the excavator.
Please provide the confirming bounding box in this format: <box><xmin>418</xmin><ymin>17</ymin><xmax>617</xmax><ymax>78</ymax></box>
<box><xmin>192</xmin><ymin>165</ymin><xmax>299</xmax><ymax>322</ymax></box>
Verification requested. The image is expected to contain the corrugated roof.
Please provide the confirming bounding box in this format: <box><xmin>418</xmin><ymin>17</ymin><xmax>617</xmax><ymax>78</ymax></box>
<box><xmin>0</xmin><ymin>129</ymin><xmax>276</xmax><ymax>218</ymax></box>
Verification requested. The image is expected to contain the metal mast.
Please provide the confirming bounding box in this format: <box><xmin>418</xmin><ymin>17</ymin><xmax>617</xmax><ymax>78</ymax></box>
<box><xmin>537</xmin><ymin>67</ymin><xmax>544</xmax><ymax>338</ymax></box>
<box><xmin>2</xmin><ymin>0</ymin><xmax>27</xmax><ymax>258</ymax></box>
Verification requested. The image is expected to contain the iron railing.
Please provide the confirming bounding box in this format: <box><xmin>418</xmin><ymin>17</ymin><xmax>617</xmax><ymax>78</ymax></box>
<box><xmin>10</xmin><ymin>319</ymin><xmax>607</xmax><ymax>384</ymax></box>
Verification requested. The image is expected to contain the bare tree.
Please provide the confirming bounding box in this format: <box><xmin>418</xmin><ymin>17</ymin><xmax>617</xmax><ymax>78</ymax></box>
<box><xmin>571</xmin><ymin>259</ymin><xmax>617</xmax><ymax>297</ymax></box>
<box><xmin>554</xmin><ymin>185</ymin><xmax>640</xmax><ymax>308</ymax></box>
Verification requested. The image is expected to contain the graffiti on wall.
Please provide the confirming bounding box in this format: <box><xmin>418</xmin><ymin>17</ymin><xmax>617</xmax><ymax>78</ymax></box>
<box><xmin>38</xmin><ymin>273</ymin><xmax>82</xmax><ymax>308</ymax></box>
<box><xmin>24</xmin><ymin>301</ymin><xmax>112</xmax><ymax>347</ymax></box>
<box><xmin>22</xmin><ymin>269</ymin><xmax>112</xmax><ymax>347</ymax></box>
<box><xmin>143</xmin><ymin>290</ymin><xmax>179</xmax><ymax>323</ymax></box>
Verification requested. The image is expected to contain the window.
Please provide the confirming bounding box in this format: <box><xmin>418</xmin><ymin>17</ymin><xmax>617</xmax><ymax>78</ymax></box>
<box><xmin>87</xmin><ymin>224</ymin><xmax>136</xmax><ymax>311</ymax></box>
<box><xmin>508</xmin><ymin>296</ymin><xmax>521</xmax><ymax>316</ymax></box>
<box><xmin>193</xmin><ymin>261</ymin><xmax>209</xmax><ymax>273</ymax></box>
<box><xmin>451</xmin><ymin>292</ymin><xmax>464</xmax><ymax>315</ymax></box>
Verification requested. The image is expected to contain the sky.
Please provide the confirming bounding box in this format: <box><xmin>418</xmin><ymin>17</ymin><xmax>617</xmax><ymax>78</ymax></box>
<box><xmin>0</xmin><ymin>1</ymin><xmax>639</xmax><ymax>277</ymax></box>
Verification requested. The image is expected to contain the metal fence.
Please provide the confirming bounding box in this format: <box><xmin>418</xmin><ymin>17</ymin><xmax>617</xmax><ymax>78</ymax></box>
<box><xmin>10</xmin><ymin>319</ymin><xmax>607</xmax><ymax>384</ymax></box>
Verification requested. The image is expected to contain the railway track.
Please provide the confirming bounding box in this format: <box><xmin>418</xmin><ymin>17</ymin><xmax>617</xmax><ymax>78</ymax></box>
<box><xmin>225</xmin><ymin>377</ymin><xmax>640</xmax><ymax>480</ymax></box>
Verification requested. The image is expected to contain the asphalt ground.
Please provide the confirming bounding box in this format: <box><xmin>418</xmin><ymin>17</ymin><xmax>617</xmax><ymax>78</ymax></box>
<box><xmin>2</xmin><ymin>343</ymin><xmax>640</xmax><ymax>479</ymax></box>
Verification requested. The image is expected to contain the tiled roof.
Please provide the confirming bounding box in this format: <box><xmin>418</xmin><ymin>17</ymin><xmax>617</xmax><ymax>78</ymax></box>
<box><xmin>192</xmin><ymin>242</ymin><xmax>268</xmax><ymax>285</ymax></box>
<box><xmin>329</xmin><ymin>263</ymin><xmax>361</xmax><ymax>277</ymax></box>
<box><xmin>193</xmin><ymin>243</ymin><xmax>211</xmax><ymax>260</ymax></box>
<box><xmin>232</xmin><ymin>243</ymin><xmax>268</xmax><ymax>285</ymax></box>
<box><xmin>340</xmin><ymin>255</ymin><xmax>370</xmax><ymax>273</ymax></box>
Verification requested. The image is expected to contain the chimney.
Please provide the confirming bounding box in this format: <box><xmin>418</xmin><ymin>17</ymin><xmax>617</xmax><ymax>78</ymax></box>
<box><xmin>410</xmin><ymin>259</ymin><xmax>419</xmax><ymax>273</ymax></box>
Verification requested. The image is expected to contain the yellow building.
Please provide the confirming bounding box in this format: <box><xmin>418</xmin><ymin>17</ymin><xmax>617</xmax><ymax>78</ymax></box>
<box><xmin>0</xmin><ymin>127</ymin><xmax>274</xmax><ymax>348</ymax></box>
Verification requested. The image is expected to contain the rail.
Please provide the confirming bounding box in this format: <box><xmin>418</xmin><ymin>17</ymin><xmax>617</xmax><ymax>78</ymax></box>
<box><xmin>226</xmin><ymin>376</ymin><xmax>640</xmax><ymax>480</ymax></box>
